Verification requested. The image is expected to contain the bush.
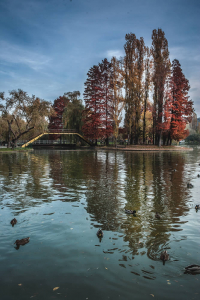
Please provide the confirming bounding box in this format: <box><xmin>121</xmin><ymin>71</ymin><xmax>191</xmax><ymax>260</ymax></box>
<box><xmin>185</xmin><ymin>133</ymin><xmax>200</xmax><ymax>144</ymax></box>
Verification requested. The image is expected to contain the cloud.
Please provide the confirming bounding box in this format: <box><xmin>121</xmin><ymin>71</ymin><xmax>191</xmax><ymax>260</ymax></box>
<box><xmin>0</xmin><ymin>41</ymin><xmax>51</xmax><ymax>71</ymax></box>
<box><xmin>106</xmin><ymin>50</ymin><xmax>124</xmax><ymax>59</ymax></box>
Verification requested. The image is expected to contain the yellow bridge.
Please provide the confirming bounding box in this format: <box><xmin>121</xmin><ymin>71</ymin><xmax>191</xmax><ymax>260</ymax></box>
<box><xmin>21</xmin><ymin>130</ymin><xmax>93</xmax><ymax>147</ymax></box>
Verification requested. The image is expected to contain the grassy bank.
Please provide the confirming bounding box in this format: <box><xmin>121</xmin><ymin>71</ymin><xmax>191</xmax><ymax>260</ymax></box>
<box><xmin>97</xmin><ymin>145</ymin><xmax>193</xmax><ymax>151</ymax></box>
<box><xmin>0</xmin><ymin>147</ymin><xmax>33</xmax><ymax>152</ymax></box>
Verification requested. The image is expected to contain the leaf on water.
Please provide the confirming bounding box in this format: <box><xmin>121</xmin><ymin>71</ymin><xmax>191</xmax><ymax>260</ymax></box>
<box><xmin>167</xmin><ymin>282</ymin><xmax>171</xmax><ymax>285</ymax></box>
<box><xmin>70</xmin><ymin>228</ymin><xmax>73</xmax><ymax>230</ymax></box>
<box><xmin>150</xmin><ymin>294</ymin><xmax>154</xmax><ymax>297</ymax></box>
<box><xmin>105</xmin><ymin>267</ymin><xmax>108</xmax><ymax>270</ymax></box>
<box><xmin>18</xmin><ymin>284</ymin><xmax>22</xmax><ymax>286</ymax></box>
<box><xmin>53</xmin><ymin>287</ymin><xmax>59</xmax><ymax>291</ymax></box>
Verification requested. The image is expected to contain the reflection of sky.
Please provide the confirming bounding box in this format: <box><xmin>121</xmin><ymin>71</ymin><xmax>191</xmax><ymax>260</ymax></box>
<box><xmin>0</xmin><ymin>0</ymin><xmax>199</xmax><ymax>116</ymax></box>
<box><xmin>0</xmin><ymin>149</ymin><xmax>200</xmax><ymax>299</ymax></box>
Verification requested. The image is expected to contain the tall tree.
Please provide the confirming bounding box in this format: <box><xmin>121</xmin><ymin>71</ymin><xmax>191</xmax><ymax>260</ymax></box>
<box><xmin>98</xmin><ymin>58</ymin><xmax>113</xmax><ymax>145</ymax></box>
<box><xmin>82</xmin><ymin>59</ymin><xmax>114</xmax><ymax>145</ymax></box>
<box><xmin>110</xmin><ymin>56</ymin><xmax>124</xmax><ymax>147</ymax></box>
<box><xmin>165</xmin><ymin>59</ymin><xmax>194</xmax><ymax>144</ymax></box>
<box><xmin>124</xmin><ymin>33</ymin><xmax>145</xmax><ymax>144</ymax></box>
<box><xmin>82</xmin><ymin>65</ymin><xmax>104</xmax><ymax>145</ymax></box>
<box><xmin>143</xmin><ymin>47</ymin><xmax>152</xmax><ymax>144</ymax></box>
<box><xmin>151</xmin><ymin>28</ymin><xmax>171</xmax><ymax>146</ymax></box>
<box><xmin>0</xmin><ymin>89</ymin><xmax>52</xmax><ymax>147</ymax></box>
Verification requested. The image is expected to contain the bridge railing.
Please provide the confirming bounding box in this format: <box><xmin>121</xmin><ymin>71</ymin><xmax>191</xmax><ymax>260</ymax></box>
<box><xmin>48</xmin><ymin>129</ymin><xmax>76</xmax><ymax>133</ymax></box>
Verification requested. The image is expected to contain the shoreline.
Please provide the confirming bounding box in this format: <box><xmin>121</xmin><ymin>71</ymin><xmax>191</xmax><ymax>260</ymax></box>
<box><xmin>95</xmin><ymin>145</ymin><xmax>193</xmax><ymax>151</ymax></box>
<box><xmin>0</xmin><ymin>145</ymin><xmax>194</xmax><ymax>152</ymax></box>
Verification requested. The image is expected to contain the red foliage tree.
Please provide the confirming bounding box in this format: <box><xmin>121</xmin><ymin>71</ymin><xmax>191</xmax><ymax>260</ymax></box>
<box><xmin>48</xmin><ymin>96</ymin><xmax>69</xmax><ymax>140</ymax></box>
<box><xmin>82</xmin><ymin>59</ymin><xmax>113</xmax><ymax>145</ymax></box>
<box><xmin>163</xmin><ymin>59</ymin><xmax>194</xmax><ymax>144</ymax></box>
<box><xmin>82</xmin><ymin>65</ymin><xmax>104</xmax><ymax>145</ymax></box>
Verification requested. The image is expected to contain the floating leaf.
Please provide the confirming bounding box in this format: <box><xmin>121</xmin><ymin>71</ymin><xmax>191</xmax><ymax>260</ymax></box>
<box><xmin>150</xmin><ymin>294</ymin><xmax>154</xmax><ymax>297</ymax></box>
<box><xmin>105</xmin><ymin>267</ymin><xmax>108</xmax><ymax>270</ymax></box>
<box><xmin>18</xmin><ymin>284</ymin><xmax>22</xmax><ymax>286</ymax></box>
<box><xmin>53</xmin><ymin>287</ymin><xmax>59</xmax><ymax>291</ymax></box>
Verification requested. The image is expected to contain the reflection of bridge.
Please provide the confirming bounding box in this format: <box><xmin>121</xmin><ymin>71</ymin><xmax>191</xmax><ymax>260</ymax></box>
<box><xmin>21</xmin><ymin>129</ymin><xmax>93</xmax><ymax>148</ymax></box>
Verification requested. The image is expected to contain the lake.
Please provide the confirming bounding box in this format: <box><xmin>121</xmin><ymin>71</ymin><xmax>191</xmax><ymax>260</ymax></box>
<box><xmin>0</xmin><ymin>147</ymin><xmax>200</xmax><ymax>300</ymax></box>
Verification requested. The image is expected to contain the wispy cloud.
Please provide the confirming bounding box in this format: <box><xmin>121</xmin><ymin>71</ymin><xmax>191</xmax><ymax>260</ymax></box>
<box><xmin>106</xmin><ymin>50</ymin><xmax>124</xmax><ymax>59</ymax></box>
<box><xmin>0</xmin><ymin>41</ymin><xmax>51</xmax><ymax>71</ymax></box>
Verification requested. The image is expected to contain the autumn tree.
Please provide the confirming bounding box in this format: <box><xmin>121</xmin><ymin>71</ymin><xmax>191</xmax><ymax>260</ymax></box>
<box><xmin>151</xmin><ymin>28</ymin><xmax>171</xmax><ymax>146</ymax></box>
<box><xmin>164</xmin><ymin>59</ymin><xmax>194</xmax><ymax>144</ymax></box>
<box><xmin>110</xmin><ymin>56</ymin><xmax>124</xmax><ymax>147</ymax></box>
<box><xmin>0</xmin><ymin>89</ymin><xmax>53</xmax><ymax>147</ymax></box>
<box><xmin>82</xmin><ymin>59</ymin><xmax>113</xmax><ymax>145</ymax></box>
<box><xmin>48</xmin><ymin>95</ymin><xmax>69</xmax><ymax>140</ymax></box>
<box><xmin>143</xmin><ymin>47</ymin><xmax>152</xmax><ymax>144</ymax></box>
<box><xmin>124</xmin><ymin>33</ymin><xmax>145</xmax><ymax>144</ymax></box>
<box><xmin>82</xmin><ymin>65</ymin><xmax>104</xmax><ymax>145</ymax></box>
<box><xmin>98</xmin><ymin>58</ymin><xmax>113</xmax><ymax>145</ymax></box>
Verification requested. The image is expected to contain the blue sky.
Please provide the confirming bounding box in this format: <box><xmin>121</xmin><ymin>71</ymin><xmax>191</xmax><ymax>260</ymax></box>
<box><xmin>0</xmin><ymin>0</ymin><xmax>200</xmax><ymax>116</ymax></box>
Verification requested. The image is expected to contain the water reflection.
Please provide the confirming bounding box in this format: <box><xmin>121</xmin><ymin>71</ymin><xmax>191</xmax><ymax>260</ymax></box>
<box><xmin>0</xmin><ymin>148</ymin><xmax>200</xmax><ymax>298</ymax></box>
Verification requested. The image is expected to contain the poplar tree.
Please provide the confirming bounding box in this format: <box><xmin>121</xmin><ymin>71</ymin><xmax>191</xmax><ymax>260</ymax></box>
<box><xmin>124</xmin><ymin>33</ymin><xmax>145</xmax><ymax>144</ymax></box>
<box><xmin>143</xmin><ymin>47</ymin><xmax>151</xmax><ymax>144</ymax></box>
<box><xmin>151</xmin><ymin>28</ymin><xmax>171</xmax><ymax>146</ymax></box>
<box><xmin>110</xmin><ymin>56</ymin><xmax>124</xmax><ymax>147</ymax></box>
<box><xmin>98</xmin><ymin>58</ymin><xmax>113</xmax><ymax>145</ymax></box>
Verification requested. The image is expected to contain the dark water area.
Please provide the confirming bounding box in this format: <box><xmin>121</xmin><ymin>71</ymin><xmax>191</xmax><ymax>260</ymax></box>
<box><xmin>0</xmin><ymin>147</ymin><xmax>200</xmax><ymax>300</ymax></box>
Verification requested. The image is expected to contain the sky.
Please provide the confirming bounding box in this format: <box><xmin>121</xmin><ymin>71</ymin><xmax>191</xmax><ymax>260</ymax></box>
<box><xmin>0</xmin><ymin>0</ymin><xmax>200</xmax><ymax>116</ymax></box>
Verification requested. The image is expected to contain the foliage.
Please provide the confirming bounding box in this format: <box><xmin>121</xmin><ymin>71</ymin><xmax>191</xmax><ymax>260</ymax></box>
<box><xmin>82</xmin><ymin>65</ymin><xmax>104</xmax><ymax>144</ymax></box>
<box><xmin>163</xmin><ymin>59</ymin><xmax>194</xmax><ymax>144</ymax></box>
<box><xmin>124</xmin><ymin>33</ymin><xmax>146</xmax><ymax>144</ymax></box>
<box><xmin>48</xmin><ymin>95</ymin><xmax>69</xmax><ymax>140</ymax></box>
<box><xmin>185</xmin><ymin>133</ymin><xmax>200</xmax><ymax>144</ymax></box>
<box><xmin>151</xmin><ymin>28</ymin><xmax>171</xmax><ymax>146</ymax></box>
<box><xmin>82</xmin><ymin>59</ymin><xmax>113</xmax><ymax>145</ymax></box>
<box><xmin>0</xmin><ymin>89</ymin><xmax>53</xmax><ymax>147</ymax></box>
<box><xmin>110</xmin><ymin>56</ymin><xmax>124</xmax><ymax>147</ymax></box>
<box><xmin>62</xmin><ymin>91</ymin><xmax>84</xmax><ymax>133</ymax></box>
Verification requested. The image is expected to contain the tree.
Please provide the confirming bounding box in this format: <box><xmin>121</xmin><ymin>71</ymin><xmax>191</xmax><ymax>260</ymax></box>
<box><xmin>82</xmin><ymin>65</ymin><xmax>104</xmax><ymax>145</ymax></box>
<box><xmin>62</xmin><ymin>91</ymin><xmax>84</xmax><ymax>133</ymax></box>
<box><xmin>82</xmin><ymin>59</ymin><xmax>114</xmax><ymax>145</ymax></box>
<box><xmin>124</xmin><ymin>33</ymin><xmax>145</xmax><ymax>144</ymax></box>
<box><xmin>143</xmin><ymin>47</ymin><xmax>152</xmax><ymax>144</ymax></box>
<box><xmin>98</xmin><ymin>58</ymin><xmax>113</xmax><ymax>145</ymax></box>
<box><xmin>0</xmin><ymin>89</ymin><xmax>53</xmax><ymax>147</ymax></box>
<box><xmin>48</xmin><ymin>95</ymin><xmax>69</xmax><ymax>140</ymax></box>
<box><xmin>151</xmin><ymin>28</ymin><xmax>171</xmax><ymax>146</ymax></box>
<box><xmin>110</xmin><ymin>56</ymin><xmax>124</xmax><ymax>147</ymax></box>
<box><xmin>164</xmin><ymin>59</ymin><xmax>194</xmax><ymax>144</ymax></box>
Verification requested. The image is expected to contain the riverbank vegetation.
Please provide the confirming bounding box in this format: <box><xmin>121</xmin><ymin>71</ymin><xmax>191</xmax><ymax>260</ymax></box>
<box><xmin>0</xmin><ymin>28</ymin><xmax>197</xmax><ymax>148</ymax></box>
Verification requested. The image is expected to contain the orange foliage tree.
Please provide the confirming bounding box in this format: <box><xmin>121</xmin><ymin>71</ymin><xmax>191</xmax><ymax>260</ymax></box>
<box><xmin>163</xmin><ymin>59</ymin><xmax>194</xmax><ymax>145</ymax></box>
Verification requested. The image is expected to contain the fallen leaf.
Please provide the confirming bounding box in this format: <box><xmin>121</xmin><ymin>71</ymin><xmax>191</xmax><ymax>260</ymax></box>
<box><xmin>53</xmin><ymin>287</ymin><xmax>59</xmax><ymax>291</ymax></box>
<box><xmin>167</xmin><ymin>282</ymin><xmax>171</xmax><ymax>285</ymax></box>
<box><xmin>18</xmin><ymin>284</ymin><xmax>22</xmax><ymax>286</ymax></box>
<box><xmin>150</xmin><ymin>294</ymin><xmax>154</xmax><ymax>297</ymax></box>
<box><xmin>105</xmin><ymin>267</ymin><xmax>108</xmax><ymax>270</ymax></box>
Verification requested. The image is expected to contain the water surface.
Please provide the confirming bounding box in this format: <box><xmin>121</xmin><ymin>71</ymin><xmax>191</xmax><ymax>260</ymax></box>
<box><xmin>0</xmin><ymin>148</ymin><xmax>200</xmax><ymax>300</ymax></box>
